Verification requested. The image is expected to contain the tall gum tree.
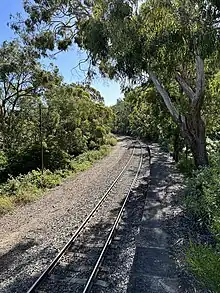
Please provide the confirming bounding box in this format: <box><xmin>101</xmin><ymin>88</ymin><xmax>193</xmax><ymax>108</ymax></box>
<box><xmin>0</xmin><ymin>40</ymin><xmax>62</xmax><ymax>148</ymax></box>
<box><xmin>17</xmin><ymin>0</ymin><xmax>220</xmax><ymax>167</ymax></box>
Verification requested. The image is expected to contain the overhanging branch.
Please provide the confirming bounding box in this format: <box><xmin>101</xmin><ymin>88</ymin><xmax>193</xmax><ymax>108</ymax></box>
<box><xmin>148</xmin><ymin>71</ymin><xmax>179</xmax><ymax>123</ymax></box>
<box><xmin>195</xmin><ymin>55</ymin><xmax>205</xmax><ymax>105</ymax></box>
<box><xmin>175</xmin><ymin>73</ymin><xmax>195</xmax><ymax>102</ymax></box>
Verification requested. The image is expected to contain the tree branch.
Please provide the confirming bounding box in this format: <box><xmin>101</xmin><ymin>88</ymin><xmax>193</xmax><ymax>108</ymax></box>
<box><xmin>148</xmin><ymin>71</ymin><xmax>179</xmax><ymax>123</ymax></box>
<box><xmin>195</xmin><ymin>55</ymin><xmax>205</xmax><ymax>106</ymax></box>
<box><xmin>175</xmin><ymin>73</ymin><xmax>195</xmax><ymax>102</ymax></box>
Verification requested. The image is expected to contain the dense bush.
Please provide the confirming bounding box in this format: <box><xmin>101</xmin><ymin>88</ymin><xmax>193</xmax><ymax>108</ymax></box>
<box><xmin>0</xmin><ymin>82</ymin><xmax>114</xmax><ymax>182</ymax></box>
<box><xmin>187</xmin><ymin>243</ymin><xmax>220</xmax><ymax>293</ymax></box>
<box><xmin>0</xmin><ymin>144</ymin><xmax>71</xmax><ymax>182</ymax></box>
<box><xmin>112</xmin><ymin>86</ymin><xmax>188</xmax><ymax>164</ymax></box>
<box><xmin>0</xmin><ymin>61</ymin><xmax>116</xmax><ymax>213</ymax></box>
<box><xmin>185</xmin><ymin>151</ymin><xmax>220</xmax><ymax>228</ymax></box>
<box><xmin>0</xmin><ymin>144</ymin><xmax>112</xmax><ymax>214</ymax></box>
<box><xmin>0</xmin><ymin>152</ymin><xmax>8</xmax><ymax>175</ymax></box>
<box><xmin>184</xmin><ymin>151</ymin><xmax>220</xmax><ymax>292</ymax></box>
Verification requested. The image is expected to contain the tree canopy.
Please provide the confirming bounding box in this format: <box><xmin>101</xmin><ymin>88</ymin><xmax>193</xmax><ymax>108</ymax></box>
<box><xmin>0</xmin><ymin>2</ymin><xmax>219</xmax><ymax>290</ymax></box>
<box><xmin>14</xmin><ymin>0</ymin><xmax>220</xmax><ymax>166</ymax></box>
<box><xmin>0</xmin><ymin>39</ymin><xmax>114</xmax><ymax>181</ymax></box>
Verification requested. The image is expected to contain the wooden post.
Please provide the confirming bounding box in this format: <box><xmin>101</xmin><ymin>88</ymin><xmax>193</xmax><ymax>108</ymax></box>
<box><xmin>39</xmin><ymin>103</ymin><xmax>44</xmax><ymax>174</ymax></box>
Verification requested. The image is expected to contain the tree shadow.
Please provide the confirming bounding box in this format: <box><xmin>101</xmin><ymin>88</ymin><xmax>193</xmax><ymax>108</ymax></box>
<box><xmin>126</xmin><ymin>143</ymin><xmax>210</xmax><ymax>293</ymax></box>
<box><xmin>0</xmin><ymin>239</ymin><xmax>38</xmax><ymax>275</ymax></box>
<box><xmin>0</xmin><ymin>144</ymin><xmax>148</xmax><ymax>293</ymax></box>
<box><xmin>2</xmin><ymin>143</ymin><xmax>197</xmax><ymax>293</ymax></box>
<box><xmin>0</xmin><ymin>237</ymin><xmax>58</xmax><ymax>293</ymax></box>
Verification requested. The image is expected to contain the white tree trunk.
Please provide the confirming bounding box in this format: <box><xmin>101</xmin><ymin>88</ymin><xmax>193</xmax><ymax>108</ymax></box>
<box><xmin>148</xmin><ymin>71</ymin><xmax>179</xmax><ymax>122</ymax></box>
<box><xmin>148</xmin><ymin>56</ymin><xmax>209</xmax><ymax>167</ymax></box>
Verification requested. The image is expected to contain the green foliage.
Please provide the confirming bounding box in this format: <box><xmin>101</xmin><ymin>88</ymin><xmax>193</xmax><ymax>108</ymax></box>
<box><xmin>0</xmin><ymin>39</ymin><xmax>115</xmax><ymax>215</ymax></box>
<box><xmin>0</xmin><ymin>144</ymin><xmax>112</xmax><ymax>215</ymax></box>
<box><xmin>0</xmin><ymin>151</ymin><xmax>7</xmax><ymax>169</ymax></box>
<box><xmin>19</xmin><ymin>0</ymin><xmax>220</xmax><ymax>167</ymax></box>
<box><xmin>0</xmin><ymin>169</ymin><xmax>62</xmax><ymax>205</ymax></box>
<box><xmin>112</xmin><ymin>85</ymin><xmax>186</xmax><ymax>162</ymax></box>
<box><xmin>0</xmin><ymin>47</ymin><xmax>113</xmax><ymax>180</ymax></box>
<box><xmin>105</xmin><ymin>134</ymin><xmax>117</xmax><ymax>146</ymax></box>
<box><xmin>70</xmin><ymin>145</ymin><xmax>111</xmax><ymax>171</ymax></box>
<box><xmin>0</xmin><ymin>196</ymin><xmax>13</xmax><ymax>214</ymax></box>
<box><xmin>186</xmin><ymin>243</ymin><xmax>220</xmax><ymax>293</ymax></box>
<box><xmin>204</xmin><ymin>72</ymin><xmax>220</xmax><ymax>137</ymax></box>
<box><xmin>0</xmin><ymin>144</ymin><xmax>70</xmax><ymax>181</ymax></box>
<box><xmin>42</xmin><ymin>83</ymin><xmax>113</xmax><ymax>157</ymax></box>
<box><xmin>13</xmin><ymin>0</ymin><xmax>220</xmax><ymax>289</ymax></box>
<box><xmin>20</xmin><ymin>0</ymin><xmax>220</xmax><ymax>85</ymax></box>
<box><xmin>184</xmin><ymin>151</ymin><xmax>220</xmax><ymax>291</ymax></box>
<box><xmin>177</xmin><ymin>156</ymin><xmax>195</xmax><ymax>177</ymax></box>
<box><xmin>184</xmin><ymin>152</ymin><xmax>220</xmax><ymax>228</ymax></box>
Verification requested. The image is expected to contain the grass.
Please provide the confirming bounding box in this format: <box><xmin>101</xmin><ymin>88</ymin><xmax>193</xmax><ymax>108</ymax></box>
<box><xmin>186</xmin><ymin>242</ymin><xmax>220</xmax><ymax>293</ymax></box>
<box><xmin>183</xmin><ymin>150</ymin><xmax>220</xmax><ymax>292</ymax></box>
<box><xmin>0</xmin><ymin>144</ymin><xmax>114</xmax><ymax>215</ymax></box>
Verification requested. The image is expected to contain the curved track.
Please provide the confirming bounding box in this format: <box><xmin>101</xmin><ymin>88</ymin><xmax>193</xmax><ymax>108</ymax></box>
<box><xmin>27</xmin><ymin>140</ymin><xmax>143</xmax><ymax>293</ymax></box>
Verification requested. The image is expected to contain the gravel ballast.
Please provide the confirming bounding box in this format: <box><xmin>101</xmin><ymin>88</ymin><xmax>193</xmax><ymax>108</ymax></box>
<box><xmin>91</xmin><ymin>142</ymin><xmax>150</xmax><ymax>293</ymax></box>
<box><xmin>0</xmin><ymin>138</ymin><xmax>135</xmax><ymax>293</ymax></box>
<box><xmin>33</xmin><ymin>142</ymin><xmax>144</xmax><ymax>293</ymax></box>
<box><xmin>1</xmin><ymin>140</ymin><xmax>204</xmax><ymax>293</ymax></box>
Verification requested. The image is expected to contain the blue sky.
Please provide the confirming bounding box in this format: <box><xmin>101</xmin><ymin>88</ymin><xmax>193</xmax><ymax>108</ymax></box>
<box><xmin>0</xmin><ymin>0</ymin><xmax>122</xmax><ymax>106</ymax></box>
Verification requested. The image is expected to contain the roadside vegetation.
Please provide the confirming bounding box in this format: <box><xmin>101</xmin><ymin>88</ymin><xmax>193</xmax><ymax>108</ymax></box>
<box><xmin>0</xmin><ymin>42</ymin><xmax>116</xmax><ymax>214</ymax></box>
<box><xmin>184</xmin><ymin>150</ymin><xmax>220</xmax><ymax>292</ymax></box>
<box><xmin>0</xmin><ymin>144</ymin><xmax>115</xmax><ymax>215</ymax></box>
<box><xmin>111</xmin><ymin>67</ymin><xmax>220</xmax><ymax>293</ymax></box>
<box><xmin>0</xmin><ymin>0</ymin><xmax>220</xmax><ymax>291</ymax></box>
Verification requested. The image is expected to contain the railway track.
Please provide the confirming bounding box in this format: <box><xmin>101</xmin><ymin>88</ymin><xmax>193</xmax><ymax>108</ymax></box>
<box><xmin>26</xmin><ymin>140</ymin><xmax>143</xmax><ymax>293</ymax></box>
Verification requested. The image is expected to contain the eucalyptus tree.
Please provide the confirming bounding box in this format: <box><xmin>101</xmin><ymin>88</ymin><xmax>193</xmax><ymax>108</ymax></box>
<box><xmin>17</xmin><ymin>0</ymin><xmax>220</xmax><ymax>166</ymax></box>
<box><xmin>0</xmin><ymin>40</ymin><xmax>62</xmax><ymax>149</ymax></box>
<box><xmin>43</xmin><ymin>82</ymin><xmax>112</xmax><ymax>155</ymax></box>
<box><xmin>112</xmin><ymin>85</ymin><xmax>182</xmax><ymax>160</ymax></box>
<box><xmin>112</xmin><ymin>98</ymin><xmax>131</xmax><ymax>135</ymax></box>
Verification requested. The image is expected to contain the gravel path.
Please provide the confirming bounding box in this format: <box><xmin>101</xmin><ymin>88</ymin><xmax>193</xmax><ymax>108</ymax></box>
<box><xmin>91</xmin><ymin>143</ymin><xmax>150</xmax><ymax>293</ymax></box>
<box><xmin>1</xmin><ymin>141</ymin><xmax>204</xmax><ymax>293</ymax></box>
<box><xmin>127</xmin><ymin>143</ymin><xmax>209</xmax><ymax>293</ymax></box>
<box><xmin>34</xmin><ymin>142</ymin><xmax>143</xmax><ymax>293</ymax></box>
<box><xmin>0</xmin><ymin>137</ymin><xmax>134</xmax><ymax>293</ymax></box>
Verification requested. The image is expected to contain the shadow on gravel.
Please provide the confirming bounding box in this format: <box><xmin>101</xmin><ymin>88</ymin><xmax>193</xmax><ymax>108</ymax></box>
<box><xmin>0</xmin><ymin>144</ymin><xmax>149</xmax><ymax>293</ymax></box>
<box><xmin>89</xmin><ymin>145</ymin><xmax>150</xmax><ymax>293</ymax></box>
<box><xmin>0</xmin><ymin>240</ymin><xmax>58</xmax><ymax>293</ymax></box>
<box><xmin>126</xmin><ymin>144</ymin><xmax>209</xmax><ymax>293</ymax></box>
<box><xmin>0</xmin><ymin>239</ymin><xmax>38</xmax><ymax>274</ymax></box>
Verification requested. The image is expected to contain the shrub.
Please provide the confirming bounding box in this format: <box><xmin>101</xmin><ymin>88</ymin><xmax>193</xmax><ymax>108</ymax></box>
<box><xmin>184</xmin><ymin>153</ymin><xmax>220</xmax><ymax>229</ymax></box>
<box><xmin>89</xmin><ymin>140</ymin><xmax>98</xmax><ymax>150</ymax></box>
<box><xmin>105</xmin><ymin>134</ymin><xmax>117</xmax><ymax>146</ymax></box>
<box><xmin>5</xmin><ymin>144</ymin><xmax>71</xmax><ymax>179</ymax></box>
<box><xmin>70</xmin><ymin>160</ymin><xmax>92</xmax><ymax>172</ymax></box>
<box><xmin>177</xmin><ymin>156</ymin><xmax>195</xmax><ymax>177</ymax></box>
<box><xmin>0</xmin><ymin>169</ymin><xmax>63</xmax><ymax>209</ymax></box>
<box><xmin>0</xmin><ymin>196</ymin><xmax>13</xmax><ymax>214</ymax></box>
<box><xmin>70</xmin><ymin>145</ymin><xmax>111</xmax><ymax>171</ymax></box>
<box><xmin>0</xmin><ymin>144</ymin><xmax>112</xmax><ymax>215</ymax></box>
<box><xmin>184</xmin><ymin>151</ymin><xmax>220</xmax><ymax>292</ymax></box>
<box><xmin>0</xmin><ymin>151</ymin><xmax>7</xmax><ymax>169</ymax></box>
<box><xmin>186</xmin><ymin>243</ymin><xmax>220</xmax><ymax>293</ymax></box>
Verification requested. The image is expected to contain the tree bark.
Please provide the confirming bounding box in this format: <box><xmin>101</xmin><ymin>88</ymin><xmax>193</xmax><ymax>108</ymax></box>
<box><xmin>173</xmin><ymin>130</ymin><xmax>182</xmax><ymax>163</ymax></box>
<box><xmin>179</xmin><ymin>55</ymin><xmax>208</xmax><ymax>167</ymax></box>
<box><xmin>148</xmin><ymin>71</ymin><xmax>179</xmax><ymax>122</ymax></box>
<box><xmin>148</xmin><ymin>66</ymin><xmax>209</xmax><ymax>168</ymax></box>
<box><xmin>180</xmin><ymin>113</ymin><xmax>209</xmax><ymax>167</ymax></box>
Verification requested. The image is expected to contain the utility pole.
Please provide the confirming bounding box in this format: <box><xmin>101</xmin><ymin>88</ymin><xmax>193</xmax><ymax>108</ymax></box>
<box><xmin>39</xmin><ymin>103</ymin><xmax>44</xmax><ymax>174</ymax></box>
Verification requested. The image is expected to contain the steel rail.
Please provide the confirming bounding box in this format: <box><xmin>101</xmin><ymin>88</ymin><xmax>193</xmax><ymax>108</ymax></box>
<box><xmin>27</xmin><ymin>142</ymin><xmax>136</xmax><ymax>293</ymax></box>
<box><xmin>83</xmin><ymin>142</ymin><xmax>143</xmax><ymax>293</ymax></box>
